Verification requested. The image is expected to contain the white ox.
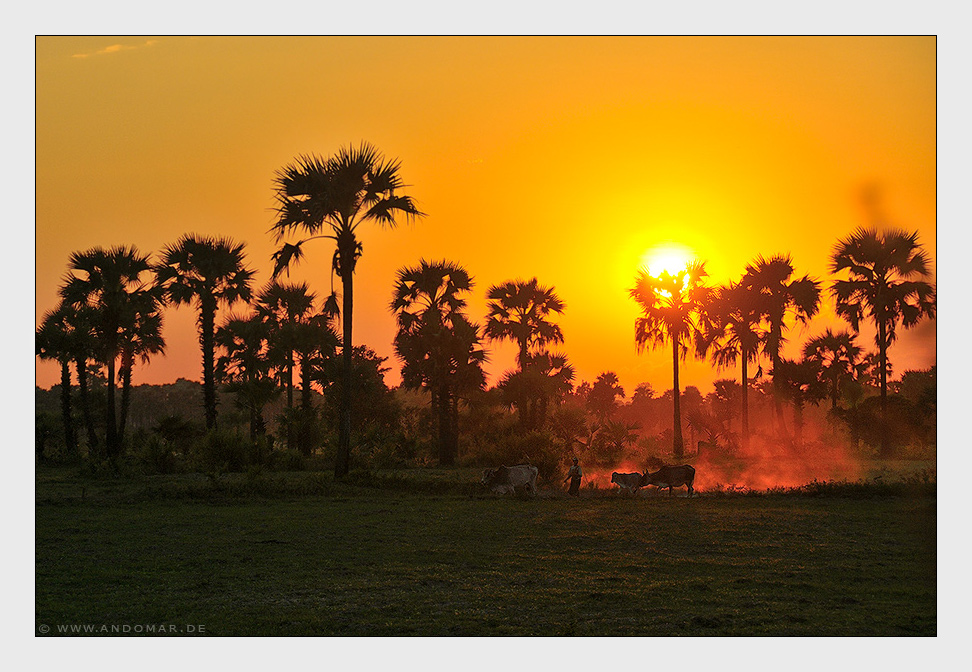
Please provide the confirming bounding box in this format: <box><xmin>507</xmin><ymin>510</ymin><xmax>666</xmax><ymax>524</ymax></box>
<box><xmin>481</xmin><ymin>464</ymin><xmax>539</xmax><ymax>496</ymax></box>
<box><xmin>611</xmin><ymin>471</ymin><xmax>645</xmax><ymax>494</ymax></box>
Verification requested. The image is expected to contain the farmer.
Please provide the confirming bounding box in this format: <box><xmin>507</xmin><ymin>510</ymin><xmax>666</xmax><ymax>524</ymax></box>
<box><xmin>564</xmin><ymin>457</ymin><xmax>582</xmax><ymax>497</ymax></box>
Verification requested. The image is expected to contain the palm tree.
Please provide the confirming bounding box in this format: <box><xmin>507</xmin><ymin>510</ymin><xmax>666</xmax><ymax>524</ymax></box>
<box><xmin>629</xmin><ymin>260</ymin><xmax>711</xmax><ymax>459</ymax></box>
<box><xmin>484</xmin><ymin>278</ymin><xmax>566</xmax><ymax>369</ymax></box>
<box><xmin>830</xmin><ymin>226</ymin><xmax>936</xmax><ymax>456</ymax></box>
<box><xmin>36</xmin><ymin>304</ymin><xmax>78</xmax><ymax>458</ymax></box>
<box><xmin>802</xmin><ymin>328</ymin><xmax>863</xmax><ymax>410</ymax></box>
<box><xmin>216</xmin><ymin>312</ymin><xmax>278</xmax><ymax>442</ymax></box>
<box><xmin>270</xmin><ymin>142</ymin><xmax>423</xmax><ymax>477</ymax></box>
<box><xmin>772</xmin><ymin>357</ymin><xmax>827</xmax><ymax>448</ymax></box>
<box><xmin>696</xmin><ymin>280</ymin><xmax>765</xmax><ymax>450</ymax></box>
<box><xmin>391</xmin><ymin>260</ymin><xmax>486</xmax><ymax>464</ymax></box>
<box><xmin>497</xmin><ymin>350</ymin><xmax>574</xmax><ymax>430</ymax></box>
<box><xmin>742</xmin><ymin>254</ymin><xmax>821</xmax><ymax>436</ymax></box>
<box><xmin>257</xmin><ymin>281</ymin><xmax>319</xmax><ymax>412</ymax></box>
<box><xmin>155</xmin><ymin>234</ymin><xmax>254</xmax><ymax>430</ymax></box>
<box><xmin>117</xmin><ymin>291</ymin><xmax>166</xmax><ymax>439</ymax></box>
<box><xmin>60</xmin><ymin>245</ymin><xmax>164</xmax><ymax>462</ymax></box>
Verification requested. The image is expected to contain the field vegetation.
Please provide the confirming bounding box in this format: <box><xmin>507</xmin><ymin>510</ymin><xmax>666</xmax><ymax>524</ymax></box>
<box><xmin>35</xmin><ymin>464</ymin><xmax>935</xmax><ymax>636</ymax></box>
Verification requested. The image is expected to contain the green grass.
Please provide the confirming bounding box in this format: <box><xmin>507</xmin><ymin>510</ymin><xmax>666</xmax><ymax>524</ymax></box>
<box><xmin>35</xmin><ymin>466</ymin><xmax>936</xmax><ymax>636</ymax></box>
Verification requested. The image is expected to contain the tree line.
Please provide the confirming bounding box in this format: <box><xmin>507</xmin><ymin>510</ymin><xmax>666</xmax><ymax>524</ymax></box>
<box><xmin>36</xmin><ymin>142</ymin><xmax>936</xmax><ymax>476</ymax></box>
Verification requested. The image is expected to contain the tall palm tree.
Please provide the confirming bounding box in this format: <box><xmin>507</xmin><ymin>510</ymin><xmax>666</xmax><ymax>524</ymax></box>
<box><xmin>497</xmin><ymin>350</ymin><xmax>574</xmax><ymax>431</ymax></box>
<box><xmin>391</xmin><ymin>260</ymin><xmax>486</xmax><ymax>464</ymax></box>
<box><xmin>155</xmin><ymin>234</ymin><xmax>254</xmax><ymax>430</ymax></box>
<box><xmin>117</xmin><ymin>292</ymin><xmax>166</xmax><ymax>438</ymax></box>
<box><xmin>696</xmin><ymin>280</ymin><xmax>765</xmax><ymax>450</ymax></box>
<box><xmin>830</xmin><ymin>226</ymin><xmax>936</xmax><ymax>456</ymax></box>
<box><xmin>484</xmin><ymin>278</ymin><xmax>566</xmax><ymax>369</ymax></box>
<box><xmin>629</xmin><ymin>260</ymin><xmax>711</xmax><ymax>459</ymax></box>
<box><xmin>257</xmin><ymin>281</ymin><xmax>319</xmax><ymax>412</ymax></box>
<box><xmin>802</xmin><ymin>328</ymin><xmax>863</xmax><ymax>410</ymax></box>
<box><xmin>772</xmin><ymin>357</ymin><xmax>827</xmax><ymax>448</ymax></box>
<box><xmin>60</xmin><ymin>245</ymin><xmax>164</xmax><ymax>462</ymax></box>
<box><xmin>36</xmin><ymin>304</ymin><xmax>78</xmax><ymax>458</ymax></box>
<box><xmin>742</xmin><ymin>254</ymin><xmax>821</xmax><ymax>436</ymax></box>
<box><xmin>216</xmin><ymin>312</ymin><xmax>278</xmax><ymax>442</ymax></box>
<box><xmin>270</xmin><ymin>142</ymin><xmax>423</xmax><ymax>477</ymax></box>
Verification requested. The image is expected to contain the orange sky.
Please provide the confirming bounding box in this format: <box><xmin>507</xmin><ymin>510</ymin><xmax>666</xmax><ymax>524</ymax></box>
<box><xmin>34</xmin><ymin>36</ymin><xmax>937</xmax><ymax>396</ymax></box>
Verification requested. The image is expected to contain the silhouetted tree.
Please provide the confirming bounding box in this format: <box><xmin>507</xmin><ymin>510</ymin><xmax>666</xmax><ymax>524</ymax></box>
<box><xmin>60</xmin><ymin>245</ymin><xmax>165</xmax><ymax>463</ymax></box>
<box><xmin>802</xmin><ymin>328</ymin><xmax>863</xmax><ymax>410</ymax></box>
<box><xmin>118</xmin><ymin>290</ymin><xmax>166</xmax><ymax>439</ymax></box>
<box><xmin>772</xmin><ymin>357</ymin><xmax>826</xmax><ymax>448</ymax></box>
<box><xmin>485</xmin><ymin>278</ymin><xmax>568</xmax><ymax>429</ymax></box>
<box><xmin>485</xmin><ymin>278</ymin><xmax>566</xmax><ymax>369</ymax></box>
<box><xmin>629</xmin><ymin>261</ymin><xmax>711</xmax><ymax>459</ymax></box>
<box><xmin>742</xmin><ymin>254</ymin><xmax>821</xmax><ymax>438</ymax></box>
<box><xmin>497</xmin><ymin>350</ymin><xmax>574</xmax><ymax>431</ymax></box>
<box><xmin>830</xmin><ymin>227</ymin><xmax>936</xmax><ymax>456</ymax></box>
<box><xmin>270</xmin><ymin>142</ymin><xmax>423</xmax><ymax>477</ymax></box>
<box><xmin>36</xmin><ymin>304</ymin><xmax>78</xmax><ymax>458</ymax></box>
<box><xmin>697</xmin><ymin>280</ymin><xmax>765</xmax><ymax>450</ymax></box>
<box><xmin>391</xmin><ymin>260</ymin><xmax>485</xmax><ymax>465</ymax></box>
<box><xmin>216</xmin><ymin>313</ymin><xmax>278</xmax><ymax>442</ymax></box>
<box><xmin>586</xmin><ymin>371</ymin><xmax>626</xmax><ymax>423</ymax></box>
<box><xmin>155</xmin><ymin>234</ymin><xmax>254</xmax><ymax>430</ymax></box>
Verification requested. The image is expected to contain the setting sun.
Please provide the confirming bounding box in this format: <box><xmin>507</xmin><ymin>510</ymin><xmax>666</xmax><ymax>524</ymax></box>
<box><xmin>640</xmin><ymin>242</ymin><xmax>695</xmax><ymax>278</ymax></box>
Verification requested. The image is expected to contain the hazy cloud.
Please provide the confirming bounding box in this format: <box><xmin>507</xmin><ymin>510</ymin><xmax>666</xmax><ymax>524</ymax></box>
<box><xmin>72</xmin><ymin>40</ymin><xmax>159</xmax><ymax>59</ymax></box>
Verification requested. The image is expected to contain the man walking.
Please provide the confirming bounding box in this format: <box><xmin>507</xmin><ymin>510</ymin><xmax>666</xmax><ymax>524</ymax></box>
<box><xmin>564</xmin><ymin>457</ymin><xmax>582</xmax><ymax>497</ymax></box>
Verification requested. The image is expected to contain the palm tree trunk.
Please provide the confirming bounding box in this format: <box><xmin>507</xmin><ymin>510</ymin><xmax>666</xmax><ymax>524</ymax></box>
<box><xmin>672</xmin><ymin>338</ymin><xmax>684</xmax><ymax>460</ymax></box>
<box><xmin>299</xmin><ymin>355</ymin><xmax>313</xmax><ymax>455</ymax></box>
<box><xmin>118</xmin><ymin>348</ymin><xmax>134</xmax><ymax>440</ymax></box>
<box><xmin>741</xmin><ymin>353</ymin><xmax>750</xmax><ymax>452</ymax></box>
<box><xmin>437</xmin><ymin>381</ymin><xmax>453</xmax><ymax>466</ymax></box>
<box><xmin>59</xmin><ymin>359</ymin><xmax>77</xmax><ymax>458</ymax></box>
<box><xmin>878</xmin><ymin>318</ymin><xmax>890</xmax><ymax>457</ymax></box>
<box><xmin>105</xmin><ymin>353</ymin><xmax>118</xmax><ymax>462</ymax></box>
<box><xmin>201</xmin><ymin>297</ymin><xmax>218</xmax><ymax>430</ymax></box>
<box><xmin>772</xmin><ymin>351</ymin><xmax>787</xmax><ymax>438</ymax></box>
<box><xmin>76</xmin><ymin>358</ymin><xmax>99</xmax><ymax>457</ymax></box>
<box><xmin>793</xmin><ymin>399</ymin><xmax>804</xmax><ymax>448</ymax></box>
<box><xmin>336</xmin><ymin>267</ymin><xmax>353</xmax><ymax>478</ymax></box>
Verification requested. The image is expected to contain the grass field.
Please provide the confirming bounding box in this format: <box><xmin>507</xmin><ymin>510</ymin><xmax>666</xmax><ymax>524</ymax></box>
<box><xmin>35</xmin><ymin>466</ymin><xmax>936</xmax><ymax>636</ymax></box>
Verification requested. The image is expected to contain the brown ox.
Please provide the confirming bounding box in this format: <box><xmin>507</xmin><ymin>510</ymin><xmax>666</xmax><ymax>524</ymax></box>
<box><xmin>642</xmin><ymin>465</ymin><xmax>696</xmax><ymax>497</ymax></box>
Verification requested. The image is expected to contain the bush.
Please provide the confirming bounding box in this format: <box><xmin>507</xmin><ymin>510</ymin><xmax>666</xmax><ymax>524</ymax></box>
<box><xmin>134</xmin><ymin>434</ymin><xmax>182</xmax><ymax>475</ymax></box>
<box><xmin>269</xmin><ymin>449</ymin><xmax>305</xmax><ymax>472</ymax></box>
<box><xmin>188</xmin><ymin>429</ymin><xmax>264</xmax><ymax>474</ymax></box>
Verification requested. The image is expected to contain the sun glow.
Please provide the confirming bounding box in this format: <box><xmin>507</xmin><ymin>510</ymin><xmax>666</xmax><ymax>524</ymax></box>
<box><xmin>639</xmin><ymin>242</ymin><xmax>695</xmax><ymax>278</ymax></box>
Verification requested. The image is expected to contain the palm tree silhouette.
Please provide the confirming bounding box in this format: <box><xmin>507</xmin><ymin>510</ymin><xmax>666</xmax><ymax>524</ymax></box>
<box><xmin>60</xmin><ymin>246</ymin><xmax>164</xmax><ymax>462</ymax></box>
<box><xmin>257</xmin><ymin>281</ymin><xmax>319</xmax><ymax>413</ymax></box>
<box><xmin>742</xmin><ymin>254</ymin><xmax>821</xmax><ymax>438</ymax></box>
<box><xmin>802</xmin><ymin>328</ymin><xmax>863</xmax><ymax>410</ymax></box>
<box><xmin>497</xmin><ymin>350</ymin><xmax>574</xmax><ymax>430</ymax></box>
<box><xmin>696</xmin><ymin>280</ymin><xmax>765</xmax><ymax>451</ymax></box>
<box><xmin>118</xmin><ymin>290</ymin><xmax>166</xmax><ymax>439</ymax></box>
<box><xmin>772</xmin><ymin>357</ymin><xmax>827</xmax><ymax>448</ymax></box>
<box><xmin>155</xmin><ymin>234</ymin><xmax>254</xmax><ymax>430</ymax></box>
<box><xmin>391</xmin><ymin>260</ymin><xmax>486</xmax><ymax>464</ymax></box>
<box><xmin>485</xmin><ymin>278</ymin><xmax>567</xmax><ymax>429</ymax></box>
<box><xmin>830</xmin><ymin>226</ymin><xmax>936</xmax><ymax>456</ymax></box>
<box><xmin>270</xmin><ymin>142</ymin><xmax>423</xmax><ymax>477</ymax></box>
<box><xmin>629</xmin><ymin>260</ymin><xmax>711</xmax><ymax>460</ymax></box>
<box><xmin>485</xmin><ymin>278</ymin><xmax>566</xmax><ymax>370</ymax></box>
<box><xmin>216</xmin><ymin>312</ymin><xmax>278</xmax><ymax>442</ymax></box>
<box><xmin>36</xmin><ymin>304</ymin><xmax>79</xmax><ymax>458</ymax></box>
